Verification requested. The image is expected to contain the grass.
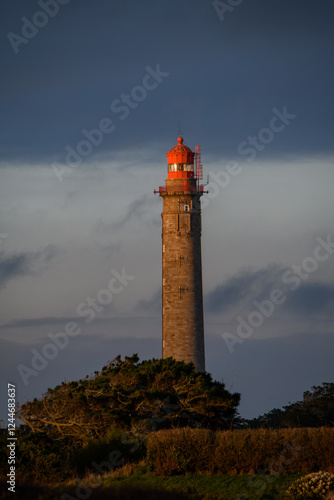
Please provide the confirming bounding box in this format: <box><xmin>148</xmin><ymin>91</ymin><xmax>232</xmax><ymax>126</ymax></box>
<box><xmin>0</xmin><ymin>470</ymin><xmax>303</xmax><ymax>500</ymax></box>
<box><xmin>102</xmin><ymin>470</ymin><xmax>303</xmax><ymax>499</ymax></box>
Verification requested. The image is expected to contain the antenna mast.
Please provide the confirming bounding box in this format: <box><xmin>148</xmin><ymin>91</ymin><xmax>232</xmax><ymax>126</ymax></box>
<box><xmin>195</xmin><ymin>145</ymin><xmax>203</xmax><ymax>190</ymax></box>
<box><xmin>178</xmin><ymin>121</ymin><xmax>183</xmax><ymax>137</ymax></box>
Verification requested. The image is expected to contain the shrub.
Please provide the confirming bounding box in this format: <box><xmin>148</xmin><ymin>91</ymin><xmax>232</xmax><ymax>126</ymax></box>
<box><xmin>2</xmin><ymin>430</ymin><xmax>69</xmax><ymax>482</ymax></box>
<box><xmin>212</xmin><ymin>429</ymin><xmax>285</xmax><ymax>474</ymax></box>
<box><xmin>70</xmin><ymin>426</ymin><xmax>146</xmax><ymax>475</ymax></box>
<box><xmin>146</xmin><ymin>427</ymin><xmax>215</xmax><ymax>475</ymax></box>
<box><xmin>286</xmin><ymin>471</ymin><xmax>334</xmax><ymax>499</ymax></box>
<box><xmin>19</xmin><ymin>356</ymin><xmax>240</xmax><ymax>448</ymax></box>
<box><xmin>1</xmin><ymin>427</ymin><xmax>145</xmax><ymax>483</ymax></box>
<box><xmin>146</xmin><ymin>427</ymin><xmax>334</xmax><ymax>476</ymax></box>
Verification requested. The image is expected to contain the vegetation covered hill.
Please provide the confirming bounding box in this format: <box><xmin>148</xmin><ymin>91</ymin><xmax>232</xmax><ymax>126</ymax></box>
<box><xmin>18</xmin><ymin>355</ymin><xmax>241</xmax><ymax>447</ymax></box>
<box><xmin>1</xmin><ymin>356</ymin><xmax>333</xmax><ymax>494</ymax></box>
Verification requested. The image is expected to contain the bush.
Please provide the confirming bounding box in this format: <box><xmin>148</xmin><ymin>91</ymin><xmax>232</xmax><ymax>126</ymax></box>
<box><xmin>0</xmin><ymin>430</ymin><xmax>69</xmax><ymax>483</ymax></box>
<box><xmin>70</xmin><ymin>426</ymin><xmax>146</xmax><ymax>475</ymax></box>
<box><xmin>286</xmin><ymin>471</ymin><xmax>334</xmax><ymax>499</ymax></box>
<box><xmin>146</xmin><ymin>427</ymin><xmax>334</xmax><ymax>476</ymax></box>
<box><xmin>212</xmin><ymin>429</ymin><xmax>284</xmax><ymax>474</ymax></box>
<box><xmin>0</xmin><ymin>427</ymin><xmax>146</xmax><ymax>483</ymax></box>
<box><xmin>146</xmin><ymin>427</ymin><xmax>215</xmax><ymax>475</ymax></box>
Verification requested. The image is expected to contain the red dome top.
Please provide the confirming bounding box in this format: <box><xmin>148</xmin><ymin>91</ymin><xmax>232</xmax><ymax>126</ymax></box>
<box><xmin>166</xmin><ymin>136</ymin><xmax>195</xmax><ymax>164</ymax></box>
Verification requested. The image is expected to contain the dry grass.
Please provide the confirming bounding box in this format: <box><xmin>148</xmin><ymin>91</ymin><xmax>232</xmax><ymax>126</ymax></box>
<box><xmin>146</xmin><ymin>427</ymin><xmax>334</xmax><ymax>476</ymax></box>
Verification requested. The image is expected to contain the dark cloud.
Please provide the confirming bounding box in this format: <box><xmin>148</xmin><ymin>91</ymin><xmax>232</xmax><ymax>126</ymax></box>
<box><xmin>1</xmin><ymin>316</ymin><xmax>78</xmax><ymax>329</ymax></box>
<box><xmin>112</xmin><ymin>195</ymin><xmax>155</xmax><ymax>230</ymax></box>
<box><xmin>0</xmin><ymin>0</ymin><xmax>333</xmax><ymax>163</ymax></box>
<box><xmin>286</xmin><ymin>282</ymin><xmax>334</xmax><ymax>315</ymax></box>
<box><xmin>205</xmin><ymin>264</ymin><xmax>284</xmax><ymax>313</ymax></box>
<box><xmin>94</xmin><ymin>195</ymin><xmax>157</xmax><ymax>233</ymax></box>
<box><xmin>205</xmin><ymin>264</ymin><xmax>334</xmax><ymax>320</ymax></box>
<box><xmin>0</xmin><ymin>245</ymin><xmax>59</xmax><ymax>289</ymax></box>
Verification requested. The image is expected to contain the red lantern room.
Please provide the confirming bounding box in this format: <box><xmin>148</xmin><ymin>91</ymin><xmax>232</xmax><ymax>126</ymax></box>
<box><xmin>166</xmin><ymin>136</ymin><xmax>195</xmax><ymax>179</ymax></box>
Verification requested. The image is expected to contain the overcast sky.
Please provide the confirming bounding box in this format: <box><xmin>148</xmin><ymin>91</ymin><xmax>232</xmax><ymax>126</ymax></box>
<box><xmin>1</xmin><ymin>0</ymin><xmax>334</xmax><ymax>422</ymax></box>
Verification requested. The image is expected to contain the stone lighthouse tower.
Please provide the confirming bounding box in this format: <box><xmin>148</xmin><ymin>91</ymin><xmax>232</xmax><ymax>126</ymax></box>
<box><xmin>155</xmin><ymin>136</ymin><xmax>205</xmax><ymax>371</ymax></box>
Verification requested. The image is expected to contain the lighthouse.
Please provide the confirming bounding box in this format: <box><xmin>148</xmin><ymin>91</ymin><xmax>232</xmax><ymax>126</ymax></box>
<box><xmin>155</xmin><ymin>136</ymin><xmax>206</xmax><ymax>371</ymax></box>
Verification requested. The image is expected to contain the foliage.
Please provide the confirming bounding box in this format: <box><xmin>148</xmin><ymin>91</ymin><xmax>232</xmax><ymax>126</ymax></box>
<box><xmin>146</xmin><ymin>427</ymin><xmax>334</xmax><ymax>476</ymax></box>
<box><xmin>18</xmin><ymin>355</ymin><xmax>240</xmax><ymax>447</ymax></box>
<box><xmin>69</xmin><ymin>425</ymin><xmax>146</xmax><ymax>476</ymax></box>
<box><xmin>248</xmin><ymin>383</ymin><xmax>334</xmax><ymax>428</ymax></box>
<box><xmin>286</xmin><ymin>471</ymin><xmax>334</xmax><ymax>499</ymax></box>
<box><xmin>146</xmin><ymin>427</ymin><xmax>215</xmax><ymax>475</ymax></box>
<box><xmin>0</xmin><ymin>429</ymin><xmax>68</xmax><ymax>482</ymax></box>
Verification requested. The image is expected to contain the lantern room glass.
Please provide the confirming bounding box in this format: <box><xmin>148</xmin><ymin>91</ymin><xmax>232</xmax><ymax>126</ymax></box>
<box><xmin>168</xmin><ymin>163</ymin><xmax>194</xmax><ymax>172</ymax></box>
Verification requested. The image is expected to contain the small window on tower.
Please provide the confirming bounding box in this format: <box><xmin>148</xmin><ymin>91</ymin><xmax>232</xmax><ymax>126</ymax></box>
<box><xmin>184</xmin><ymin>205</ymin><xmax>190</xmax><ymax>212</ymax></box>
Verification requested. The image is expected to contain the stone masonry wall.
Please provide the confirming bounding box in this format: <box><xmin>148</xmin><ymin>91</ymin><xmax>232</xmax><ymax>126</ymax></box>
<box><xmin>160</xmin><ymin>178</ymin><xmax>205</xmax><ymax>371</ymax></box>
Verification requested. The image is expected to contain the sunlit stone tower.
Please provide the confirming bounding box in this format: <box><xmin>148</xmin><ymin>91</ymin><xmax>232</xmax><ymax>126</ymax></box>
<box><xmin>155</xmin><ymin>136</ymin><xmax>205</xmax><ymax>371</ymax></box>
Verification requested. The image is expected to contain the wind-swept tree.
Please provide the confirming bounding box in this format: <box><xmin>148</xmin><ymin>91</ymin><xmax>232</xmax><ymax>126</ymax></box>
<box><xmin>19</xmin><ymin>355</ymin><xmax>240</xmax><ymax>447</ymax></box>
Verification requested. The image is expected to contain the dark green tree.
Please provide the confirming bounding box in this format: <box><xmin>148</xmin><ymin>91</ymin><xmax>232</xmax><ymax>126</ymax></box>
<box><xmin>282</xmin><ymin>382</ymin><xmax>334</xmax><ymax>427</ymax></box>
<box><xmin>248</xmin><ymin>382</ymin><xmax>334</xmax><ymax>428</ymax></box>
<box><xmin>19</xmin><ymin>355</ymin><xmax>240</xmax><ymax>447</ymax></box>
